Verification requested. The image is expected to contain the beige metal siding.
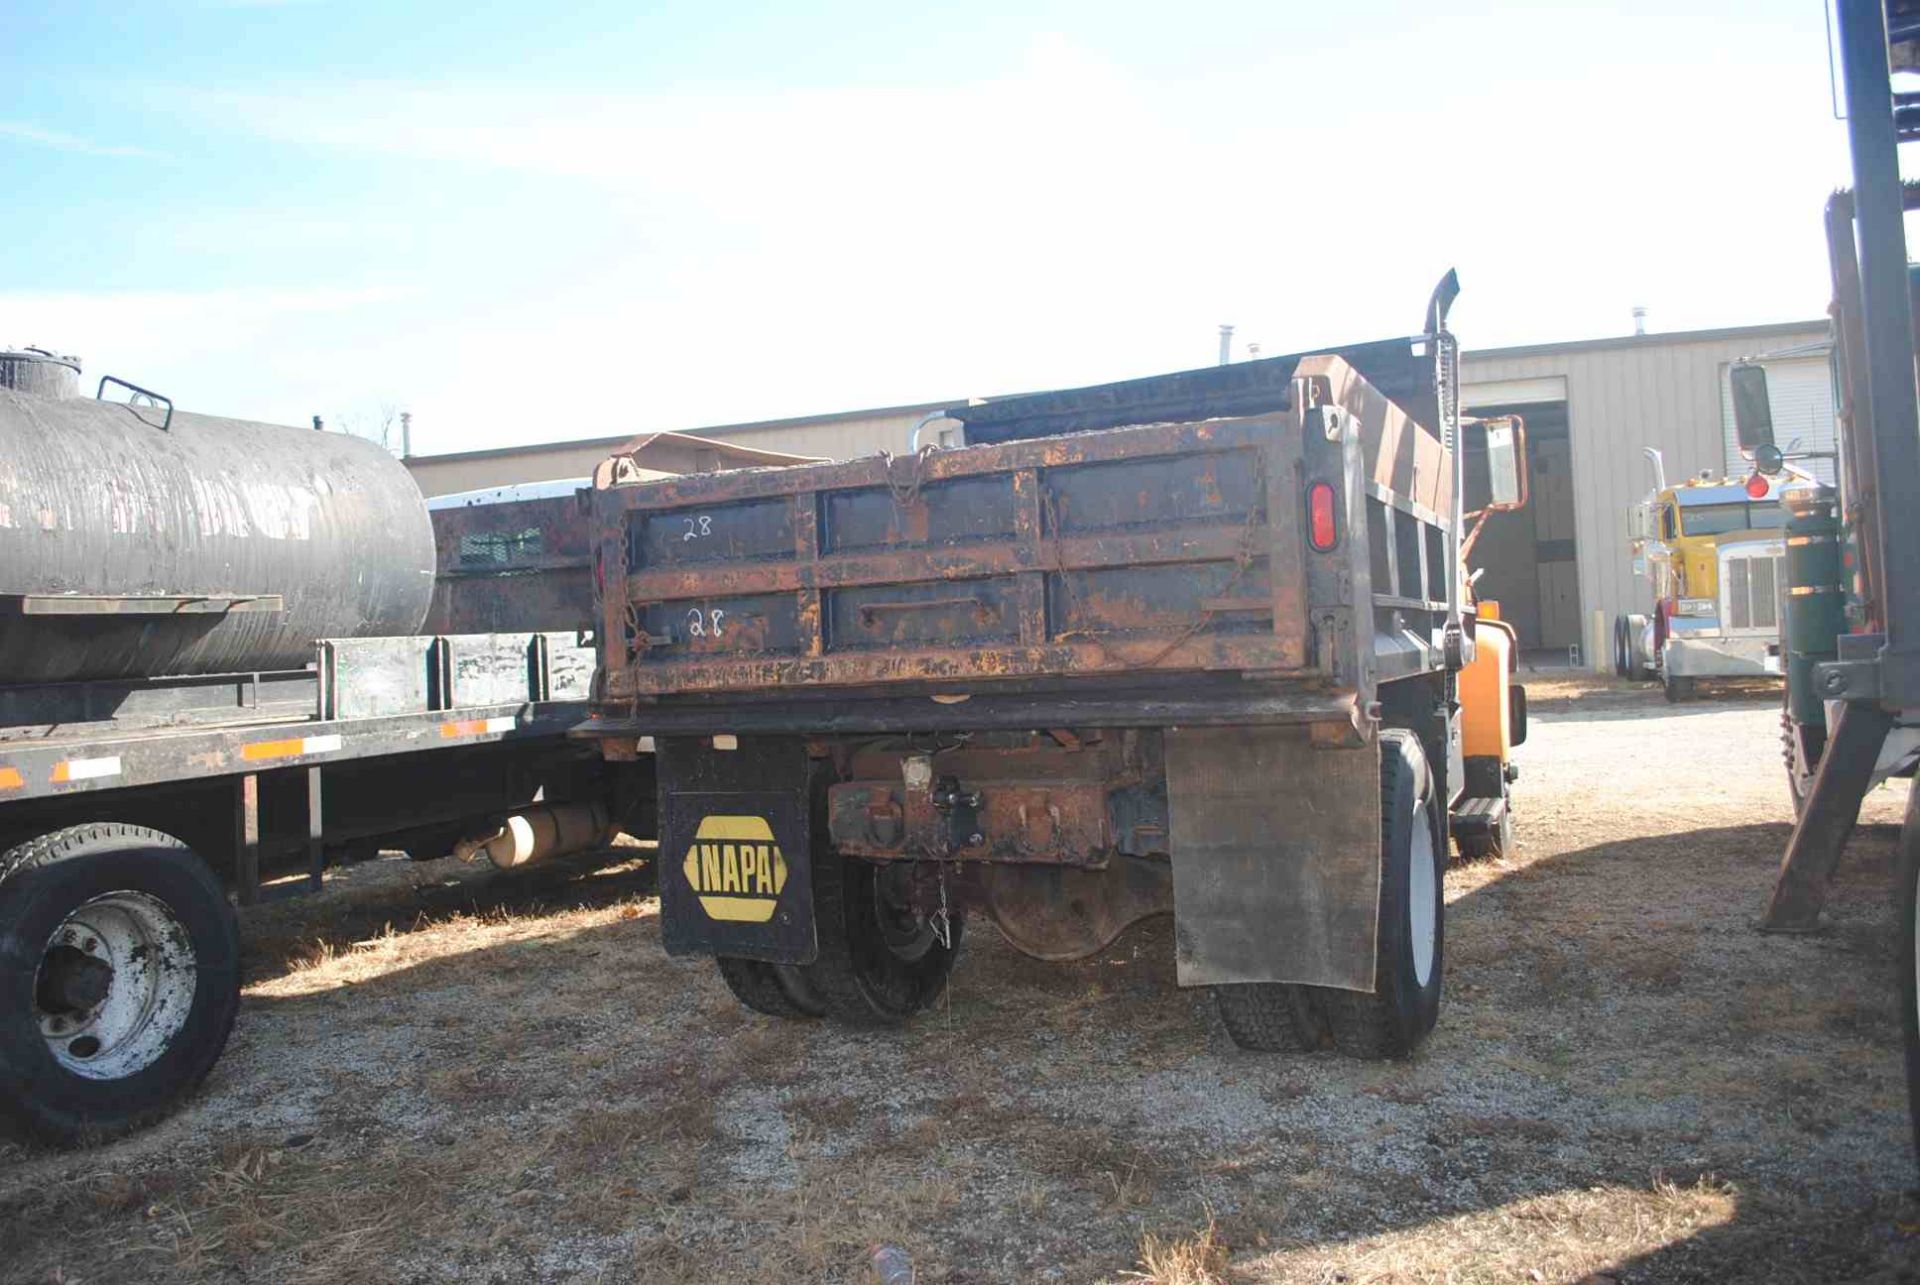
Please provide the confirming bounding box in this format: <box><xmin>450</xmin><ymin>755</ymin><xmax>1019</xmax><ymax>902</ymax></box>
<box><xmin>1718</xmin><ymin>354</ymin><xmax>1836</xmax><ymax>484</ymax></box>
<box><xmin>405</xmin><ymin>410</ymin><xmax>937</xmax><ymax>497</ymax></box>
<box><xmin>409</xmin><ymin>442</ymin><xmax>627</xmax><ymax>497</ymax></box>
<box><xmin>1463</xmin><ymin>326</ymin><xmax>1825</xmax><ymax>644</ymax></box>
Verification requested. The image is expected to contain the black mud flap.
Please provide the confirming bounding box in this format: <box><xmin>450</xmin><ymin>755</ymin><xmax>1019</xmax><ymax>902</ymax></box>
<box><xmin>656</xmin><ymin>736</ymin><xmax>818</xmax><ymax>965</ymax></box>
<box><xmin>1165</xmin><ymin>726</ymin><xmax>1381</xmax><ymax>991</ymax></box>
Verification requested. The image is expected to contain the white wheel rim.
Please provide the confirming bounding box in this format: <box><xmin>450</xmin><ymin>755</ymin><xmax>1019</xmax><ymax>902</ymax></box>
<box><xmin>1408</xmin><ymin>804</ymin><xmax>1438</xmax><ymax>988</ymax></box>
<box><xmin>34</xmin><ymin>891</ymin><xmax>197</xmax><ymax>1080</ymax></box>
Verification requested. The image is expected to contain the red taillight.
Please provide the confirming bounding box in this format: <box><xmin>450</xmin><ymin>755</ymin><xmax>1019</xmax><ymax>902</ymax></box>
<box><xmin>1308</xmin><ymin>481</ymin><xmax>1338</xmax><ymax>551</ymax></box>
<box><xmin>1744</xmin><ymin>472</ymin><xmax>1770</xmax><ymax>499</ymax></box>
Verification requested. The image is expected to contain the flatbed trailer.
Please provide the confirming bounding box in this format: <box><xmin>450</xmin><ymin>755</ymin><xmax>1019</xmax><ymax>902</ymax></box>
<box><xmin>0</xmin><ymin>631</ymin><xmax>622</xmax><ymax>1144</ymax></box>
<box><xmin>583</xmin><ymin>276</ymin><xmax>1527</xmax><ymax>1054</ymax></box>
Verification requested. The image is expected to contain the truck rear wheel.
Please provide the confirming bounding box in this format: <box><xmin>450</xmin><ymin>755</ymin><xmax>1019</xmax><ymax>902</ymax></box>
<box><xmin>714</xmin><ymin>957</ymin><xmax>825</xmax><ymax>1019</ymax></box>
<box><xmin>0</xmin><ymin>824</ymin><xmax>240</xmax><ymax>1145</ymax></box>
<box><xmin>1213</xmin><ymin>730</ymin><xmax>1443</xmax><ymax>1058</ymax></box>
<box><xmin>1214</xmin><ymin>981</ymin><xmax>1327</xmax><ymax>1052</ymax></box>
<box><xmin>800</xmin><ymin>852</ymin><xmax>962</xmax><ymax>1027</ymax></box>
<box><xmin>1316</xmin><ymin>729</ymin><xmax>1444</xmax><ymax>1059</ymax></box>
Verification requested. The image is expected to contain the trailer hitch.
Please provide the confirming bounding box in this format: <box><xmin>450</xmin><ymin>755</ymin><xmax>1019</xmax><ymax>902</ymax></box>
<box><xmin>930</xmin><ymin>775</ymin><xmax>984</xmax><ymax>850</ymax></box>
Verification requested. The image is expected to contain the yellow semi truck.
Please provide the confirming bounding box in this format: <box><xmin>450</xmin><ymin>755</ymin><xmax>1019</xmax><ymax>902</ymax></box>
<box><xmin>1614</xmin><ymin>449</ymin><xmax>1788</xmax><ymax>701</ymax></box>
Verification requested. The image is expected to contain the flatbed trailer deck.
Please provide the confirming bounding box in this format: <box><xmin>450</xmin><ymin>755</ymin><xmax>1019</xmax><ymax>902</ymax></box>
<box><xmin>0</xmin><ymin>631</ymin><xmax>619</xmax><ymax>1143</ymax></box>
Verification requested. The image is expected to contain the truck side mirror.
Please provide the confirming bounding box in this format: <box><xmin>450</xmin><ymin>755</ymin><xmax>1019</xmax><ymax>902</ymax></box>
<box><xmin>1627</xmin><ymin>504</ymin><xmax>1649</xmax><ymax>541</ymax></box>
<box><xmin>1730</xmin><ymin>363</ymin><xmax>1776</xmax><ymax>454</ymax></box>
<box><xmin>1481</xmin><ymin>417</ymin><xmax>1527</xmax><ymax>511</ymax></box>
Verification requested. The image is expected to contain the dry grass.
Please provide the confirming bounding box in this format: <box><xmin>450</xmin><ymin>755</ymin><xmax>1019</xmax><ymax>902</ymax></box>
<box><xmin>6</xmin><ymin>706</ymin><xmax>1920</xmax><ymax>1283</ymax></box>
<box><xmin>1127</xmin><ymin>1210</ymin><xmax>1229</xmax><ymax>1285</ymax></box>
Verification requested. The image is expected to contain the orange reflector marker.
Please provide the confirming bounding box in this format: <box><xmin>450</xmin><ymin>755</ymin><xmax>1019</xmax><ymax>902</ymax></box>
<box><xmin>0</xmin><ymin>766</ymin><xmax>23</xmax><ymax>791</ymax></box>
<box><xmin>1307</xmin><ymin>481</ymin><xmax>1339</xmax><ymax>551</ymax></box>
<box><xmin>241</xmin><ymin>733</ymin><xmax>343</xmax><ymax>762</ymax></box>
<box><xmin>440</xmin><ymin>715</ymin><xmax>517</xmax><ymax>739</ymax></box>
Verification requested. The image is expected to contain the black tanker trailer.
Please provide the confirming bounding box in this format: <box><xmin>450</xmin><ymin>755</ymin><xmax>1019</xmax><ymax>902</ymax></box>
<box><xmin>0</xmin><ymin>350</ymin><xmax>643</xmax><ymax>1144</ymax></box>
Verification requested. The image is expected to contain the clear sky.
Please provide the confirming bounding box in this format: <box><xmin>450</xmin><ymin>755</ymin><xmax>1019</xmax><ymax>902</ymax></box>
<box><xmin>0</xmin><ymin>1</ymin><xmax>1859</xmax><ymax>458</ymax></box>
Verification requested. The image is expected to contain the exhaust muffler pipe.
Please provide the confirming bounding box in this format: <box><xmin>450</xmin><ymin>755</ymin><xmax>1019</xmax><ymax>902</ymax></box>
<box><xmin>458</xmin><ymin>802</ymin><xmax>613</xmax><ymax>870</ymax></box>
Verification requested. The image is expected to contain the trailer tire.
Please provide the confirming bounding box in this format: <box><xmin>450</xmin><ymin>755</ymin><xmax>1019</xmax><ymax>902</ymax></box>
<box><xmin>1316</xmin><ymin>730</ymin><xmax>1444</xmax><ymax>1060</ymax></box>
<box><xmin>0</xmin><ymin>824</ymin><xmax>240</xmax><ymax>1146</ymax></box>
<box><xmin>1612</xmin><ymin>614</ymin><xmax>1631</xmax><ymax>677</ymax></box>
<box><xmin>1214</xmin><ymin>982</ymin><xmax>1327</xmax><ymax>1052</ymax></box>
<box><xmin>714</xmin><ymin>957</ymin><xmax>825</xmax><ymax>1020</ymax></box>
<box><xmin>800</xmin><ymin>851</ymin><xmax>962</xmax><ymax>1028</ymax></box>
<box><xmin>1623</xmin><ymin>614</ymin><xmax>1653</xmax><ymax>679</ymax></box>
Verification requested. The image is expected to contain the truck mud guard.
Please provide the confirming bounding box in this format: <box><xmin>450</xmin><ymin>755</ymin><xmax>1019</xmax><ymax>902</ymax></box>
<box><xmin>655</xmin><ymin>737</ymin><xmax>819</xmax><ymax>965</ymax></box>
<box><xmin>1166</xmin><ymin>725</ymin><xmax>1381</xmax><ymax>991</ymax></box>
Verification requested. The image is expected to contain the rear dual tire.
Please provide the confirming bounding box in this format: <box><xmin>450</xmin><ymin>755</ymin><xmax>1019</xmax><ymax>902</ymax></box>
<box><xmin>1614</xmin><ymin>613</ymin><xmax>1654</xmax><ymax>679</ymax></box>
<box><xmin>0</xmin><ymin>825</ymin><xmax>240</xmax><ymax>1146</ymax></box>
<box><xmin>1214</xmin><ymin>729</ymin><xmax>1444</xmax><ymax>1059</ymax></box>
<box><xmin>717</xmin><ymin>850</ymin><xmax>962</xmax><ymax>1027</ymax></box>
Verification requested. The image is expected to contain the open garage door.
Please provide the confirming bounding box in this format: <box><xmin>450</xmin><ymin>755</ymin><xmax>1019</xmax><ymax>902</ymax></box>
<box><xmin>1463</xmin><ymin>391</ymin><xmax>1580</xmax><ymax>654</ymax></box>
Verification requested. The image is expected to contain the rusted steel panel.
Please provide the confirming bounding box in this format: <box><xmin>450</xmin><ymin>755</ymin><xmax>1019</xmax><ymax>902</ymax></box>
<box><xmin>595</xmin><ymin>357</ymin><xmax>1444</xmax><ymax>703</ymax></box>
<box><xmin>427</xmin><ymin>491</ymin><xmax>595</xmax><ymax>635</ymax></box>
<box><xmin>621</xmin><ymin>525</ymin><xmax>1261</xmax><ymax>603</ymax></box>
<box><xmin>1296</xmin><ymin>354</ymin><xmax>1453</xmax><ymax>521</ymax></box>
<box><xmin>1050</xmin><ymin>561</ymin><xmax>1272</xmax><ymax>640</ymax></box>
<box><xmin>1046</xmin><ymin>449</ymin><xmax>1263</xmax><ymax>533</ymax></box>
<box><xmin>638</xmin><ymin>592</ymin><xmax>804</xmax><ymax>660</ymax></box>
<box><xmin>633</xmin><ymin>495</ymin><xmax>794</xmax><ymax>569</ymax></box>
<box><xmin>828</xmin><ymin>576</ymin><xmax>1023</xmax><ymax>651</ymax></box>
<box><xmin>828</xmin><ymin>779</ymin><xmax>1112</xmax><ymax>864</ymax></box>
<box><xmin>823</xmin><ymin>475</ymin><xmax>1020</xmax><ymax>552</ymax></box>
<box><xmin>607</xmin><ymin>635</ymin><xmax>1298</xmax><ymax>696</ymax></box>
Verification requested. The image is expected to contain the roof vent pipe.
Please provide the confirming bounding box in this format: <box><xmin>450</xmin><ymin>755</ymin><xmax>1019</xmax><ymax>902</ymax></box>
<box><xmin>1632</xmin><ymin>305</ymin><xmax>1648</xmax><ymax>336</ymax></box>
<box><xmin>1217</xmin><ymin>324</ymin><xmax>1234</xmax><ymax>366</ymax></box>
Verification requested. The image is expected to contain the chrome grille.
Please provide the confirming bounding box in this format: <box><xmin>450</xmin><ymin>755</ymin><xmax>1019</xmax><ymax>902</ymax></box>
<box><xmin>1723</xmin><ymin>551</ymin><xmax>1781</xmax><ymax>632</ymax></box>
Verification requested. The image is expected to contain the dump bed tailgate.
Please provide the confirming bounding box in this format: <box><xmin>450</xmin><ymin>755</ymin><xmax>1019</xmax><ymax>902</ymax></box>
<box><xmin>593</xmin><ymin>353</ymin><xmax>1450</xmax><ymax>703</ymax></box>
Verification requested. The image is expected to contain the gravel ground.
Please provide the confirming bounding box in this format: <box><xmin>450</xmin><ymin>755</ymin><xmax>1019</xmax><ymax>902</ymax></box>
<box><xmin>4</xmin><ymin>677</ymin><xmax>1919</xmax><ymax>1283</ymax></box>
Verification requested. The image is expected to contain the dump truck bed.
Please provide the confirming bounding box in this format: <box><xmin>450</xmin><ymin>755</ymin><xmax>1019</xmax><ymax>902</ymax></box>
<box><xmin>591</xmin><ymin>350</ymin><xmax>1454</xmax><ymax>724</ymax></box>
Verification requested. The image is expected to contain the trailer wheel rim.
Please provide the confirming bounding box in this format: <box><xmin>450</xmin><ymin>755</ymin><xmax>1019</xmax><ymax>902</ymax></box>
<box><xmin>1409</xmin><ymin>808</ymin><xmax>1437</xmax><ymax>988</ymax></box>
<box><xmin>33</xmin><ymin>891</ymin><xmax>197</xmax><ymax>1081</ymax></box>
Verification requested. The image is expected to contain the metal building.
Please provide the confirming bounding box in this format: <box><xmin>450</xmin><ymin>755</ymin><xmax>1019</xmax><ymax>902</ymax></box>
<box><xmin>1457</xmin><ymin>321</ymin><xmax>1825</xmax><ymax>663</ymax></box>
<box><xmin>404</xmin><ymin>319</ymin><xmax>1828</xmax><ymax>666</ymax></box>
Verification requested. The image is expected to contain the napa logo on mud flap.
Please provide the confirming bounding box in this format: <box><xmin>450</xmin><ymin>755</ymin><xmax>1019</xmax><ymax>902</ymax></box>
<box><xmin>682</xmin><ymin>815</ymin><xmax>788</xmax><ymax>922</ymax></box>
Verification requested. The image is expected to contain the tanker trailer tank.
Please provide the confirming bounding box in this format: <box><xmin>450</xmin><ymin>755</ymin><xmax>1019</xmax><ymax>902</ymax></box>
<box><xmin>0</xmin><ymin>364</ymin><xmax>434</xmax><ymax>683</ymax></box>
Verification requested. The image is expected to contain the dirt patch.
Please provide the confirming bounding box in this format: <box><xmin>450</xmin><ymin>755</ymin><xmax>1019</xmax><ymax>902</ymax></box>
<box><xmin>5</xmin><ymin>696</ymin><xmax>1920</xmax><ymax>1282</ymax></box>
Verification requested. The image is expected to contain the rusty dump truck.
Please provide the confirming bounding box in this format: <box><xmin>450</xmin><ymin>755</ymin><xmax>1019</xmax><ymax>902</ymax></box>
<box><xmin>582</xmin><ymin>274</ymin><xmax>1527</xmax><ymax>1056</ymax></box>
